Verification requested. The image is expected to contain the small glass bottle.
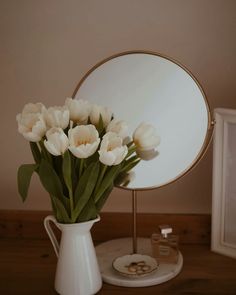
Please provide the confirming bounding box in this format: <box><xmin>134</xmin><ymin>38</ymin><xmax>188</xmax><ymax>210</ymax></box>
<box><xmin>151</xmin><ymin>225</ymin><xmax>179</xmax><ymax>264</ymax></box>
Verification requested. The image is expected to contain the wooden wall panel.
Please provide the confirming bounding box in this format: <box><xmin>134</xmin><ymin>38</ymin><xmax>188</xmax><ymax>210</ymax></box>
<box><xmin>0</xmin><ymin>210</ymin><xmax>211</xmax><ymax>244</ymax></box>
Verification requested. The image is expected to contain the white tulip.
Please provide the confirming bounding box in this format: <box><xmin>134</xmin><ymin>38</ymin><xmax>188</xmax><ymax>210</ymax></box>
<box><xmin>99</xmin><ymin>132</ymin><xmax>128</xmax><ymax>166</ymax></box>
<box><xmin>65</xmin><ymin>98</ymin><xmax>91</xmax><ymax>124</ymax></box>
<box><xmin>44</xmin><ymin>106</ymin><xmax>69</xmax><ymax>129</ymax></box>
<box><xmin>133</xmin><ymin>122</ymin><xmax>160</xmax><ymax>151</ymax></box>
<box><xmin>44</xmin><ymin>128</ymin><xmax>69</xmax><ymax>156</ymax></box>
<box><xmin>106</xmin><ymin>119</ymin><xmax>129</xmax><ymax>140</ymax></box>
<box><xmin>21</xmin><ymin>102</ymin><xmax>46</xmax><ymax>115</ymax></box>
<box><xmin>68</xmin><ymin>125</ymin><xmax>100</xmax><ymax>158</ymax></box>
<box><xmin>16</xmin><ymin>113</ymin><xmax>47</xmax><ymax>142</ymax></box>
<box><xmin>90</xmin><ymin>104</ymin><xmax>113</xmax><ymax>127</ymax></box>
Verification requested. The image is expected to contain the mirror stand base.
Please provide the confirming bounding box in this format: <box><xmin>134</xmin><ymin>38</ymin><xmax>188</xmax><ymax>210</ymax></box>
<box><xmin>96</xmin><ymin>237</ymin><xmax>183</xmax><ymax>287</ymax></box>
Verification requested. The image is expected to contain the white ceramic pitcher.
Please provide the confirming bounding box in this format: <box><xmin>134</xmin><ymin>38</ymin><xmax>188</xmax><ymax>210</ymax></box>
<box><xmin>44</xmin><ymin>215</ymin><xmax>102</xmax><ymax>295</ymax></box>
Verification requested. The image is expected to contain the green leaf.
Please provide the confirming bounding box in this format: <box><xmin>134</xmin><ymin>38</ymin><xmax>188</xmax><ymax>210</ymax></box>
<box><xmin>51</xmin><ymin>195</ymin><xmax>71</xmax><ymax>223</ymax></box>
<box><xmin>52</xmin><ymin>156</ymin><xmax>63</xmax><ymax>176</ymax></box>
<box><xmin>97</xmin><ymin>114</ymin><xmax>104</xmax><ymax>135</ymax></box>
<box><xmin>52</xmin><ymin>155</ymin><xmax>70</xmax><ymax>200</ymax></box>
<box><xmin>72</xmin><ymin>162</ymin><xmax>100</xmax><ymax>222</ymax></box>
<box><xmin>70</xmin><ymin>154</ymin><xmax>77</xmax><ymax>192</ymax></box>
<box><xmin>62</xmin><ymin>150</ymin><xmax>72</xmax><ymax>193</ymax></box>
<box><xmin>86</xmin><ymin>152</ymin><xmax>99</xmax><ymax>167</ymax></box>
<box><xmin>49</xmin><ymin>195</ymin><xmax>58</xmax><ymax>220</ymax></box>
<box><xmin>38</xmin><ymin>159</ymin><xmax>71</xmax><ymax>214</ymax></box>
<box><xmin>96</xmin><ymin>183</ymin><xmax>114</xmax><ymax>212</ymax></box>
<box><xmin>94</xmin><ymin>164</ymin><xmax>121</xmax><ymax>203</ymax></box>
<box><xmin>30</xmin><ymin>142</ymin><xmax>41</xmax><ymax>164</ymax></box>
<box><xmin>75</xmin><ymin>158</ymin><xmax>81</xmax><ymax>177</ymax></box>
<box><xmin>121</xmin><ymin>159</ymin><xmax>141</xmax><ymax>174</ymax></box>
<box><xmin>39</xmin><ymin>141</ymin><xmax>52</xmax><ymax>164</ymax></box>
<box><xmin>77</xmin><ymin>198</ymin><xmax>97</xmax><ymax>222</ymax></box>
<box><xmin>126</xmin><ymin>145</ymin><xmax>136</xmax><ymax>159</ymax></box>
<box><xmin>17</xmin><ymin>164</ymin><xmax>38</xmax><ymax>202</ymax></box>
<box><xmin>38</xmin><ymin>159</ymin><xmax>64</xmax><ymax>199</ymax></box>
<box><xmin>122</xmin><ymin>155</ymin><xmax>139</xmax><ymax>168</ymax></box>
<box><xmin>94</xmin><ymin>164</ymin><xmax>107</xmax><ymax>195</ymax></box>
<box><xmin>79</xmin><ymin>158</ymin><xmax>84</xmax><ymax>178</ymax></box>
<box><xmin>74</xmin><ymin>162</ymin><xmax>97</xmax><ymax>204</ymax></box>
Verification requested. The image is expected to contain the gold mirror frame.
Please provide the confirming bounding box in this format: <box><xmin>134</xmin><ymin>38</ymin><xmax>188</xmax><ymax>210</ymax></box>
<box><xmin>72</xmin><ymin>50</ymin><xmax>214</xmax><ymax>191</ymax></box>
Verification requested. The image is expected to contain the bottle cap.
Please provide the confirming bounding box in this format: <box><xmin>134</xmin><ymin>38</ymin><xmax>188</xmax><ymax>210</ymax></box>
<box><xmin>159</xmin><ymin>225</ymin><xmax>172</xmax><ymax>236</ymax></box>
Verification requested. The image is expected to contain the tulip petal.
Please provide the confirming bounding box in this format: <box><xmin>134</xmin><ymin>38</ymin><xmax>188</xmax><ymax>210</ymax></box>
<box><xmin>44</xmin><ymin>127</ymin><xmax>69</xmax><ymax>155</ymax></box>
<box><xmin>44</xmin><ymin>106</ymin><xmax>69</xmax><ymax>129</ymax></box>
<box><xmin>99</xmin><ymin>150</ymin><xmax>116</xmax><ymax>166</ymax></box>
<box><xmin>133</xmin><ymin>122</ymin><xmax>160</xmax><ymax>151</ymax></box>
<box><xmin>98</xmin><ymin>132</ymin><xmax>128</xmax><ymax>166</ymax></box>
<box><xmin>65</xmin><ymin>98</ymin><xmax>90</xmax><ymax>123</ymax></box>
<box><xmin>44</xmin><ymin>140</ymin><xmax>61</xmax><ymax>156</ymax></box>
<box><xmin>68</xmin><ymin>125</ymin><xmax>100</xmax><ymax>159</ymax></box>
<box><xmin>17</xmin><ymin>112</ymin><xmax>47</xmax><ymax>142</ymax></box>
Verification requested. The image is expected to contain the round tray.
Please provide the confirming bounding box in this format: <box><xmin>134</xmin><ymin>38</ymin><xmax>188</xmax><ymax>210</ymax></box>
<box><xmin>112</xmin><ymin>253</ymin><xmax>158</xmax><ymax>278</ymax></box>
<box><xmin>96</xmin><ymin>237</ymin><xmax>183</xmax><ymax>287</ymax></box>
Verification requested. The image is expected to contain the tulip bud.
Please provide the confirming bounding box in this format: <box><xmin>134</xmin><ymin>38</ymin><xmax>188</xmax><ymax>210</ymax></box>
<box><xmin>90</xmin><ymin>104</ymin><xmax>112</xmax><ymax>127</ymax></box>
<box><xmin>16</xmin><ymin>113</ymin><xmax>47</xmax><ymax>142</ymax></box>
<box><xmin>133</xmin><ymin>122</ymin><xmax>160</xmax><ymax>152</ymax></box>
<box><xmin>44</xmin><ymin>128</ymin><xmax>69</xmax><ymax>156</ymax></box>
<box><xmin>44</xmin><ymin>106</ymin><xmax>69</xmax><ymax>129</ymax></box>
<box><xmin>99</xmin><ymin>132</ymin><xmax>128</xmax><ymax>166</ymax></box>
<box><xmin>106</xmin><ymin>119</ymin><xmax>129</xmax><ymax>140</ymax></box>
<box><xmin>65</xmin><ymin>98</ymin><xmax>91</xmax><ymax>124</ymax></box>
<box><xmin>21</xmin><ymin>102</ymin><xmax>46</xmax><ymax>115</ymax></box>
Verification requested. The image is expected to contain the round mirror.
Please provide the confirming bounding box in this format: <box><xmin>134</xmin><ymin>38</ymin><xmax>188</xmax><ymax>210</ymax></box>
<box><xmin>73</xmin><ymin>51</ymin><xmax>212</xmax><ymax>190</ymax></box>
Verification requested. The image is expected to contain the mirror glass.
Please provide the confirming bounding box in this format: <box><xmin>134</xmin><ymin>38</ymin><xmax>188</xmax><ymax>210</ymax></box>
<box><xmin>73</xmin><ymin>52</ymin><xmax>211</xmax><ymax>190</ymax></box>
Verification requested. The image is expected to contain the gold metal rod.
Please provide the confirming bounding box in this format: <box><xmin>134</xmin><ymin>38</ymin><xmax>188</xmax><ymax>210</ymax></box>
<box><xmin>132</xmin><ymin>190</ymin><xmax>137</xmax><ymax>254</ymax></box>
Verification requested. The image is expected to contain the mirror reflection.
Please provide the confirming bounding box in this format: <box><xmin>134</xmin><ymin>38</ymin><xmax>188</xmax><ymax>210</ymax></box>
<box><xmin>73</xmin><ymin>52</ymin><xmax>211</xmax><ymax>190</ymax></box>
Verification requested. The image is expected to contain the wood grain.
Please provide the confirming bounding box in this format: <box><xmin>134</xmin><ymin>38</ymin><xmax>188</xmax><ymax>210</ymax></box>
<box><xmin>0</xmin><ymin>210</ymin><xmax>211</xmax><ymax>244</ymax></box>
<box><xmin>0</xmin><ymin>210</ymin><xmax>235</xmax><ymax>295</ymax></box>
<box><xmin>0</xmin><ymin>239</ymin><xmax>236</xmax><ymax>295</ymax></box>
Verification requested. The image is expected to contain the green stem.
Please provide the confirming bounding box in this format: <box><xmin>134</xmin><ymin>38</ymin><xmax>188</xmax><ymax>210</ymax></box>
<box><xmin>94</xmin><ymin>164</ymin><xmax>107</xmax><ymax>196</ymax></box>
<box><xmin>120</xmin><ymin>158</ymin><xmax>140</xmax><ymax>173</ymax></box>
<box><xmin>127</xmin><ymin>140</ymin><xmax>134</xmax><ymax>148</ymax></box>
<box><xmin>68</xmin><ymin>188</ymin><xmax>74</xmax><ymax>218</ymax></box>
<box><xmin>39</xmin><ymin>141</ymin><xmax>45</xmax><ymax>153</ymax></box>
<box><xmin>62</xmin><ymin>153</ymin><xmax>74</xmax><ymax>218</ymax></box>
<box><xmin>36</xmin><ymin>142</ymin><xmax>41</xmax><ymax>151</ymax></box>
<box><xmin>39</xmin><ymin>140</ymin><xmax>52</xmax><ymax>164</ymax></box>
<box><xmin>79</xmin><ymin>158</ymin><xmax>84</xmax><ymax>178</ymax></box>
<box><xmin>121</xmin><ymin>155</ymin><xmax>139</xmax><ymax>172</ymax></box>
<box><xmin>125</xmin><ymin>145</ymin><xmax>137</xmax><ymax>159</ymax></box>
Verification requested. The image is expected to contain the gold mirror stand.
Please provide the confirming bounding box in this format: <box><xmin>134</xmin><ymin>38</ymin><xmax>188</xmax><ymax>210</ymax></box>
<box><xmin>132</xmin><ymin>190</ymin><xmax>138</xmax><ymax>254</ymax></box>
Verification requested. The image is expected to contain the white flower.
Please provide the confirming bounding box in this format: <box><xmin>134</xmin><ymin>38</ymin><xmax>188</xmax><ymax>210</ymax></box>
<box><xmin>68</xmin><ymin>125</ymin><xmax>100</xmax><ymax>158</ymax></box>
<box><xmin>44</xmin><ymin>128</ymin><xmax>69</xmax><ymax>156</ymax></box>
<box><xmin>21</xmin><ymin>102</ymin><xmax>46</xmax><ymax>115</ymax></box>
<box><xmin>44</xmin><ymin>106</ymin><xmax>69</xmax><ymax>129</ymax></box>
<box><xmin>99</xmin><ymin>132</ymin><xmax>128</xmax><ymax>166</ymax></box>
<box><xmin>90</xmin><ymin>104</ymin><xmax>112</xmax><ymax>127</ymax></box>
<box><xmin>133</xmin><ymin>122</ymin><xmax>160</xmax><ymax>151</ymax></box>
<box><xmin>16</xmin><ymin>113</ymin><xmax>47</xmax><ymax>142</ymax></box>
<box><xmin>65</xmin><ymin>98</ymin><xmax>91</xmax><ymax>124</ymax></box>
<box><xmin>106</xmin><ymin>119</ymin><xmax>129</xmax><ymax>140</ymax></box>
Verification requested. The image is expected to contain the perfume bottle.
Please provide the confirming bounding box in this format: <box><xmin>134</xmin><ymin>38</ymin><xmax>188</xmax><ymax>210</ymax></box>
<box><xmin>151</xmin><ymin>225</ymin><xmax>179</xmax><ymax>264</ymax></box>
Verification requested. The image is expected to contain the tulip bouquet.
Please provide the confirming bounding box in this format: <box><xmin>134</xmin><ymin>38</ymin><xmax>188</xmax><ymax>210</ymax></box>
<box><xmin>16</xmin><ymin>98</ymin><xmax>160</xmax><ymax>223</ymax></box>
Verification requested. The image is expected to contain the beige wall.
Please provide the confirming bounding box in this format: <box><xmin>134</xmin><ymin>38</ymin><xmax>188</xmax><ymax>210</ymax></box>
<box><xmin>1</xmin><ymin>0</ymin><xmax>236</xmax><ymax>213</ymax></box>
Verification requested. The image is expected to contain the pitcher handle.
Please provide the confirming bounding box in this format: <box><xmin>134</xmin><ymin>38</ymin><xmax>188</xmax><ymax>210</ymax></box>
<box><xmin>44</xmin><ymin>215</ymin><xmax>60</xmax><ymax>258</ymax></box>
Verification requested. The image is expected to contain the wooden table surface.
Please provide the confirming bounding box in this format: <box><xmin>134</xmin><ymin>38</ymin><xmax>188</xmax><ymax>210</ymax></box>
<box><xmin>1</xmin><ymin>238</ymin><xmax>236</xmax><ymax>295</ymax></box>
